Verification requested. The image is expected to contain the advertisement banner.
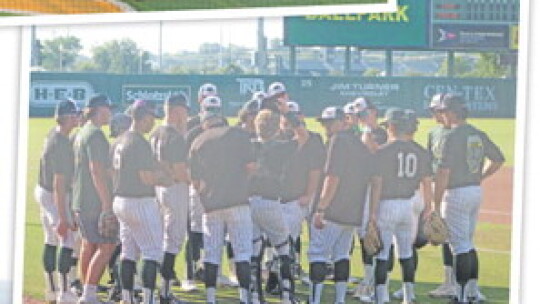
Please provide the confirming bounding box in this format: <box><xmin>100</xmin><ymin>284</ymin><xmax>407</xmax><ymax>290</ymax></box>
<box><xmin>431</xmin><ymin>24</ymin><xmax>510</xmax><ymax>49</ymax></box>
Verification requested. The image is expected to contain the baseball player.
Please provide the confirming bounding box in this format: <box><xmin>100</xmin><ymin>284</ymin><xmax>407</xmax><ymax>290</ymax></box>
<box><xmin>279</xmin><ymin>112</ymin><xmax>325</xmax><ymax>280</ymax></box>
<box><xmin>149</xmin><ymin>94</ymin><xmax>191</xmax><ymax>303</ymax></box>
<box><xmin>106</xmin><ymin>112</ymin><xmax>133</xmax><ymax>302</ymax></box>
<box><xmin>370</xmin><ymin>108</ymin><xmax>433</xmax><ymax>304</ymax></box>
<box><xmin>72</xmin><ymin>94</ymin><xmax>117</xmax><ymax>303</ymax></box>
<box><xmin>260</xmin><ymin>82</ymin><xmax>289</xmax><ymax>114</ymax></box>
<box><xmin>188</xmin><ymin>111</ymin><xmax>256</xmax><ymax>304</ymax></box>
<box><xmin>351</xmin><ymin>97</ymin><xmax>390</xmax><ymax>302</ymax></box>
<box><xmin>308</xmin><ymin>106</ymin><xmax>375</xmax><ymax>304</ymax></box>
<box><xmin>426</xmin><ymin>94</ymin><xmax>457</xmax><ymax>299</ymax></box>
<box><xmin>186</xmin><ymin>83</ymin><xmax>218</xmax><ymax>131</ymax></box>
<box><xmin>112</xmin><ymin>100</ymin><xmax>170</xmax><ymax>303</ymax></box>
<box><xmin>343</xmin><ymin>102</ymin><xmax>360</xmax><ymax>134</ymax></box>
<box><xmin>249</xmin><ymin>109</ymin><xmax>298</xmax><ymax>304</ymax></box>
<box><xmin>432</xmin><ymin>95</ymin><xmax>504</xmax><ymax>304</ymax></box>
<box><xmin>36</xmin><ymin>99</ymin><xmax>80</xmax><ymax>303</ymax></box>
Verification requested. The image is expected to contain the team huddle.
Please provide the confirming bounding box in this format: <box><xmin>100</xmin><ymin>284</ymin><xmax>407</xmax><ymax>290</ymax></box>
<box><xmin>35</xmin><ymin>81</ymin><xmax>505</xmax><ymax>304</ymax></box>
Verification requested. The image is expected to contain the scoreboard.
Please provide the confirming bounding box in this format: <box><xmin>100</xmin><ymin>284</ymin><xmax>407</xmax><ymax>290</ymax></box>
<box><xmin>431</xmin><ymin>0</ymin><xmax>519</xmax><ymax>24</ymax></box>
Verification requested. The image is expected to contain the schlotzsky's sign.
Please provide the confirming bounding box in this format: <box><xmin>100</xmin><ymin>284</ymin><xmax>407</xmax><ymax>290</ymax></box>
<box><xmin>121</xmin><ymin>84</ymin><xmax>191</xmax><ymax>106</ymax></box>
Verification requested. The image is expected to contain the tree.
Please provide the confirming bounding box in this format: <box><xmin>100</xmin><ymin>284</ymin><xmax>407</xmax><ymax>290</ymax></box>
<box><xmin>40</xmin><ymin>36</ymin><xmax>82</xmax><ymax>71</ymax></box>
<box><xmin>464</xmin><ymin>53</ymin><xmax>509</xmax><ymax>78</ymax></box>
<box><xmin>91</xmin><ymin>39</ymin><xmax>152</xmax><ymax>74</ymax></box>
<box><xmin>436</xmin><ymin>55</ymin><xmax>473</xmax><ymax>77</ymax></box>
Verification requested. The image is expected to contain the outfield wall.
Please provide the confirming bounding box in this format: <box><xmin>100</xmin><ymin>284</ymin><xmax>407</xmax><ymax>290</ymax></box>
<box><xmin>29</xmin><ymin>72</ymin><xmax>517</xmax><ymax>118</ymax></box>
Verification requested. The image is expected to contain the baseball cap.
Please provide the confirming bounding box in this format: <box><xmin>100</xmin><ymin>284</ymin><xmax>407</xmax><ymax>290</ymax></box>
<box><xmin>429</xmin><ymin>93</ymin><xmax>446</xmax><ymax>110</ymax></box>
<box><xmin>403</xmin><ymin>109</ymin><xmax>420</xmax><ymax>133</ymax></box>
<box><xmin>126</xmin><ymin>99</ymin><xmax>158</xmax><ymax>120</ymax></box>
<box><xmin>86</xmin><ymin>94</ymin><xmax>113</xmax><ymax>109</ymax></box>
<box><xmin>267</xmin><ymin>82</ymin><xmax>287</xmax><ymax>97</ymax></box>
<box><xmin>353</xmin><ymin>97</ymin><xmax>376</xmax><ymax>114</ymax></box>
<box><xmin>198</xmin><ymin>83</ymin><xmax>218</xmax><ymax>100</ymax></box>
<box><xmin>55</xmin><ymin>99</ymin><xmax>80</xmax><ymax>117</ymax></box>
<box><xmin>343</xmin><ymin>102</ymin><xmax>357</xmax><ymax>115</ymax></box>
<box><xmin>201</xmin><ymin>95</ymin><xmax>222</xmax><ymax>112</ymax></box>
<box><xmin>316</xmin><ymin>106</ymin><xmax>345</xmax><ymax>123</ymax></box>
<box><xmin>438</xmin><ymin>93</ymin><xmax>466</xmax><ymax>112</ymax></box>
<box><xmin>287</xmin><ymin>101</ymin><xmax>301</xmax><ymax>114</ymax></box>
<box><xmin>165</xmin><ymin>93</ymin><xmax>190</xmax><ymax>110</ymax></box>
<box><xmin>380</xmin><ymin>107</ymin><xmax>408</xmax><ymax>127</ymax></box>
<box><xmin>252</xmin><ymin>91</ymin><xmax>267</xmax><ymax>101</ymax></box>
<box><xmin>110</xmin><ymin>113</ymin><xmax>132</xmax><ymax>138</ymax></box>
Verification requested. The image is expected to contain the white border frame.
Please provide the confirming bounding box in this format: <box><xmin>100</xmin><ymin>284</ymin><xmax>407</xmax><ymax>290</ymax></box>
<box><xmin>0</xmin><ymin>0</ymin><xmax>397</xmax><ymax>26</ymax></box>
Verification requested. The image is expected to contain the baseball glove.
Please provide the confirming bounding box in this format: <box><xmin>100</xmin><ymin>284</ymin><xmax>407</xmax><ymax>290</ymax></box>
<box><xmin>414</xmin><ymin>216</ymin><xmax>429</xmax><ymax>249</ymax></box>
<box><xmin>98</xmin><ymin>210</ymin><xmax>119</xmax><ymax>239</ymax></box>
<box><xmin>423</xmin><ymin>212</ymin><xmax>449</xmax><ymax>246</ymax></box>
<box><xmin>364</xmin><ymin>219</ymin><xmax>382</xmax><ymax>256</ymax></box>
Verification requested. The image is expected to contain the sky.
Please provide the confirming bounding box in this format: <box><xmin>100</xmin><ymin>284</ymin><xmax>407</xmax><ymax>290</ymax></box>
<box><xmin>34</xmin><ymin>17</ymin><xmax>284</xmax><ymax>56</ymax></box>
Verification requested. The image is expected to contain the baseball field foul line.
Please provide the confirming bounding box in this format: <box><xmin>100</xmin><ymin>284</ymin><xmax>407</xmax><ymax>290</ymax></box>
<box><xmin>0</xmin><ymin>0</ymin><xmax>130</xmax><ymax>14</ymax></box>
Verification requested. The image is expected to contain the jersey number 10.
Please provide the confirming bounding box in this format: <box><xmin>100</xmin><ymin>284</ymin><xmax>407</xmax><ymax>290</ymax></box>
<box><xmin>397</xmin><ymin>152</ymin><xmax>417</xmax><ymax>178</ymax></box>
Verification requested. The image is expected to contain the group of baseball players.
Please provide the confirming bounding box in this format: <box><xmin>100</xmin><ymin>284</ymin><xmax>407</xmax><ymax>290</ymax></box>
<box><xmin>35</xmin><ymin>80</ymin><xmax>505</xmax><ymax>304</ymax></box>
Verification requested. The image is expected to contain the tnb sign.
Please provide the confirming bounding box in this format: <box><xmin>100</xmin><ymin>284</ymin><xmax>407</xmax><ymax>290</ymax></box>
<box><xmin>30</xmin><ymin>81</ymin><xmax>94</xmax><ymax>108</ymax></box>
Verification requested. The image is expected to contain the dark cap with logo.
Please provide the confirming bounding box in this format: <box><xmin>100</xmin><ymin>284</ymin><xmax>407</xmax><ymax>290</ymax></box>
<box><xmin>438</xmin><ymin>93</ymin><xmax>466</xmax><ymax>112</ymax></box>
<box><xmin>380</xmin><ymin>107</ymin><xmax>408</xmax><ymax>127</ymax></box>
<box><xmin>165</xmin><ymin>93</ymin><xmax>190</xmax><ymax>109</ymax></box>
<box><xmin>126</xmin><ymin>99</ymin><xmax>158</xmax><ymax>120</ymax></box>
<box><xmin>86</xmin><ymin>94</ymin><xmax>112</xmax><ymax>109</ymax></box>
<box><xmin>55</xmin><ymin>99</ymin><xmax>80</xmax><ymax>117</ymax></box>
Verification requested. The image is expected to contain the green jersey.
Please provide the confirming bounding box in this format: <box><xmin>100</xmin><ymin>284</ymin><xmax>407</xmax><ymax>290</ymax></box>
<box><xmin>439</xmin><ymin>123</ymin><xmax>505</xmax><ymax>189</ymax></box>
<box><xmin>427</xmin><ymin>125</ymin><xmax>450</xmax><ymax>174</ymax></box>
<box><xmin>38</xmin><ymin>128</ymin><xmax>74</xmax><ymax>192</ymax></box>
<box><xmin>72</xmin><ymin>122</ymin><xmax>111</xmax><ymax>212</ymax></box>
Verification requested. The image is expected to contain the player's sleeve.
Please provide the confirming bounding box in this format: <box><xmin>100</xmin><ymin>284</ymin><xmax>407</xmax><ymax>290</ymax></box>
<box><xmin>438</xmin><ymin>133</ymin><xmax>456</xmax><ymax>169</ymax></box>
<box><xmin>87</xmin><ymin>131</ymin><xmax>110</xmax><ymax>165</ymax></box>
<box><xmin>324</xmin><ymin>135</ymin><xmax>348</xmax><ymax>176</ymax></box>
<box><xmin>481</xmin><ymin>132</ymin><xmax>505</xmax><ymax>163</ymax></box>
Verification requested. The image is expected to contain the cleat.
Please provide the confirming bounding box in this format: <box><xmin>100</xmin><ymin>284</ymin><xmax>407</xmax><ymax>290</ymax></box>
<box><xmin>429</xmin><ymin>283</ymin><xmax>456</xmax><ymax>298</ymax></box>
<box><xmin>70</xmin><ymin>280</ymin><xmax>83</xmax><ymax>297</ymax></box>
<box><xmin>45</xmin><ymin>290</ymin><xmax>57</xmax><ymax>304</ymax></box>
<box><xmin>180</xmin><ymin>280</ymin><xmax>198</xmax><ymax>292</ymax></box>
<box><xmin>353</xmin><ymin>283</ymin><xmax>373</xmax><ymax>302</ymax></box>
<box><xmin>393</xmin><ymin>287</ymin><xmax>404</xmax><ymax>300</ymax></box>
<box><xmin>57</xmin><ymin>290</ymin><xmax>79</xmax><ymax>304</ymax></box>
<box><xmin>217</xmin><ymin>274</ymin><xmax>239</xmax><ymax>288</ymax></box>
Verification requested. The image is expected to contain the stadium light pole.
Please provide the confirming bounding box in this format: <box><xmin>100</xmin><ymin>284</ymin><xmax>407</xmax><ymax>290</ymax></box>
<box><xmin>159</xmin><ymin>21</ymin><xmax>163</xmax><ymax>73</ymax></box>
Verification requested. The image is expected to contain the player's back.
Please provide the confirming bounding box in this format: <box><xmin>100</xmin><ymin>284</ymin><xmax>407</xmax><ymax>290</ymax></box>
<box><xmin>377</xmin><ymin>140</ymin><xmax>431</xmax><ymax>200</ymax></box>
<box><xmin>440</xmin><ymin>124</ymin><xmax>504</xmax><ymax>189</ymax></box>
<box><xmin>189</xmin><ymin>126</ymin><xmax>254</xmax><ymax>211</ymax></box>
<box><xmin>112</xmin><ymin>130</ymin><xmax>156</xmax><ymax>198</ymax></box>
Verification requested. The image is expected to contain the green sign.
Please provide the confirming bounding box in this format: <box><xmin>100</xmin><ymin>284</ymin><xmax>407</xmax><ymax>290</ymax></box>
<box><xmin>284</xmin><ymin>0</ymin><xmax>429</xmax><ymax>48</ymax></box>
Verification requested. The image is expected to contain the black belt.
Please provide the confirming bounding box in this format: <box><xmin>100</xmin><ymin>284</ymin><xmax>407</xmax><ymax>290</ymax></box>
<box><xmin>448</xmin><ymin>182</ymin><xmax>480</xmax><ymax>190</ymax></box>
<box><xmin>258</xmin><ymin>195</ymin><xmax>281</xmax><ymax>202</ymax></box>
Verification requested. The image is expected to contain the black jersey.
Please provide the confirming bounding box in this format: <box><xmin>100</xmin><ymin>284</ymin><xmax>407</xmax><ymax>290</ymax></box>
<box><xmin>375</xmin><ymin>140</ymin><xmax>432</xmax><ymax>200</ymax></box>
<box><xmin>189</xmin><ymin>126</ymin><xmax>255</xmax><ymax>212</ymax></box>
<box><xmin>440</xmin><ymin>124</ymin><xmax>505</xmax><ymax>189</ymax></box>
<box><xmin>38</xmin><ymin>128</ymin><xmax>75</xmax><ymax>192</ymax></box>
<box><xmin>150</xmin><ymin>125</ymin><xmax>188</xmax><ymax>164</ymax></box>
<box><xmin>281</xmin><ymin>132</ymin><xmax>326</xmax><ymax>202</ymax></box>
<box><xmin>112</xmin><ymin>131</ymin><xmax>157</xmax><ymax>198</ymax></box>
<box><xmin>250</xmin><ymin>139</ymin><xmax>296</xmax><ymax>199</ymax></box>
<box><xmin>323</xmin><ymin>130</ymin><xmax>375</xmax><ymax>226</ymax></box>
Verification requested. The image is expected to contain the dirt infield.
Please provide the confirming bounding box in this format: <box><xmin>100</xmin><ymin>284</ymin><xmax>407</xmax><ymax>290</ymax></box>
<box><xmin>0</xmin><ymin>0</ymin><xmax>124</xmax><ymax>14</ymax></box>
<box><xmin>480</xmin><ymin>166</ymin><xmax>513</xmax><ymax>225</ymax></box>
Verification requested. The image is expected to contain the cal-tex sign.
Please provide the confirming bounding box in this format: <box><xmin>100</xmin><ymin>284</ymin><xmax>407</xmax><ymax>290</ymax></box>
<box><xmin>30</xmin><ymin>81</ymin><xmax>94</xmax><ymax>108</ymax></box>
<box><xmin>122</xmin><ymin>85</ymin><xmax>191</xmax><ymax>105</ymax></box>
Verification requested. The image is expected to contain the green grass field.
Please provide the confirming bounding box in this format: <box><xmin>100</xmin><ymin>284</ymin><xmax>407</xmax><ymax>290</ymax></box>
<box><xmin>23</xmin><ymin>117</ymin><xmax>514</xmax><ymax>303</ymax></box>
<box><xmin>121</xmin><ymin>0</ymin><xmax>385</xmax><ymax>11</ymax></box>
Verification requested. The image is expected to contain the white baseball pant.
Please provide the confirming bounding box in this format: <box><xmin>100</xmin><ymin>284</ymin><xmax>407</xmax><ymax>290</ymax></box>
<box><xmin>34</xmin><ymin>185</ymin><xmax>75</xmax><ymax>248</ymax></box>
<box><xmin>113</xmin><ymin>196</ymin><xmax>163</xmax><ymax>262</ymax></box>
<box><xmin>202</xmin><ymin>205</ymin><xmax>253</xmax><ymax>265</ymax></box>
<box><xmin>357</xmin><ymin>190</ymin><xmax>372</xmax><ymax>239</ymax></box>
<box><xmin>376</xmin><ymin>198</ymin><xmax>414</xmax><ymax>260</ymax></box>
<box><xmin>156</xmin><ymin>183</ymin><xmax>189</xmax><ymax>254</ymax></box>
<box><xmin>411</xmin><ymin>190</ymin><xmax>425</xmax><ymax>239</ymax></box>
<box><xmin>441</xmin><ymin>185</ymin><xmax>482</xmax><ymax>254</ymax></box>
<box><xmin>308</xmin><ymin>219</ymin><xmax>355</xmax><ymax>263</ymax></box>
<box><xmin>189</xmin><ymin>185</ymin><xmax>204</xmax><ymax>233</ymax></box>
<box><xmin>250</xmin><ymin>197</ymin><xmax>290</xmax><ymax>255</ymax></box>
<box><xmin>282</xmin><ymin>200</ymin><xmax>305</xmax><ymax>240</ymax></box>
